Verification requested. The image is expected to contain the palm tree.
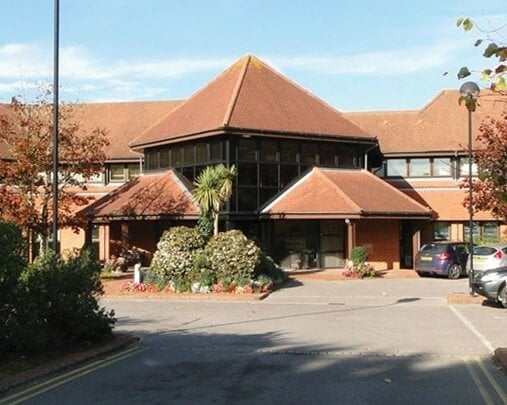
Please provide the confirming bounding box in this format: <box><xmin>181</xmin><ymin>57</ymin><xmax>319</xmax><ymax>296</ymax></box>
<box><xmin>193</xmin><ymin>164</ymin><xmax>237</xmax><ymax>236</ymax></box>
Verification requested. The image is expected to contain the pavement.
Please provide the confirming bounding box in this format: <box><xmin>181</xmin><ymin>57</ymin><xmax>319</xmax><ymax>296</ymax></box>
<box><xmin>0</xmin><ymin>270</ymin><xmax>507</xmax><ymax>392</ymax></box>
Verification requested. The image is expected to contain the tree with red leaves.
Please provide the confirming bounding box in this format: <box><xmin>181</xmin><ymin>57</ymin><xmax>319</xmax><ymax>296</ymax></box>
<box><xmin>465</xmin><ymin>113</ymin><xmax>507</xmax><ymax>218</ymax></box>
<box><xmin>0</xmin><ymin>89</ymin><xmax>109</xmax><ymax>251</ymax></box>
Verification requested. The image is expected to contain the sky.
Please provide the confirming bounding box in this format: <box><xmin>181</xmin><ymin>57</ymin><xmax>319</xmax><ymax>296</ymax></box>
<box><xmin>0</xmin><ymin>0</ymin><xmax>505</xmax><ymax>111</ymax></box>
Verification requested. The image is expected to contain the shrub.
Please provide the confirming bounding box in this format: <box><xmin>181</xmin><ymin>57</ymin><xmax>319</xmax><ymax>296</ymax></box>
<box><xmin>350</xmin><ymin>246</ymin><xmax>368</xmax><ymax>267</ymax></box>
<box><xmin>255</xmin><ymin>252</ymin><xmax>288</xmax><ymax>285</ymax></box>
<box><xmin>0</xmin><ymin>221</ymin><xmax>26</xmax><ymax>308</ymax></box>
<box><xmin>2</xmin><ymin>249</ymin><xmax>115</xmax><ymax>353</ymax></box>
<box><xmin>204</xmin><ymin>230</ymin><xmax>261</xmax><ymax>285</ymax></box>
<box><xmin>149</xmin><ymin>226</ymin><xmax>207</xmax><ymax>285</ymax></box>
<box><xmin>346</xmin><ymin>246</ymin><xmax>376</xmax><ymax>279</ymax></box>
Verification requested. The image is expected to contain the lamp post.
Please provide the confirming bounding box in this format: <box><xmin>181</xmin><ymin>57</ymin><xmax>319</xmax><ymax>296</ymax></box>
<box><xmin>52</xmin><ymin>0</ymin><xmax>60</xmax><ymax>253</ymax></box>
<box><xmin>459</xmin><ymin>81</ymin><xmax>480</xmax><ymax>295</ymax></box>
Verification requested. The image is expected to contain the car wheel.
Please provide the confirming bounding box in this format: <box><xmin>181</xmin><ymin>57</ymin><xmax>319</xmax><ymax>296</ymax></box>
<box><xmin>416</xmin><ymin>271</ymin><xmax>425</xmax><ymax>277</ymax></box>
<box><xmin>447</xmin><ymin>264</ymin><xmax>462</xmax><ymax>279</ymax></box>
<box><xmin>498</xmin><ymin>284</ymin><xmax>507</xmax><ymax>309</ymax></box>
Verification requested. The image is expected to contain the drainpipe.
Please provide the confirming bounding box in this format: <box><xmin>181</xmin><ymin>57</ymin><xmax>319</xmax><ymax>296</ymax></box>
<box><xmin>363</xmin><ymin>144</ymin><xmax>378</xmax><ymax>170</ymax></box>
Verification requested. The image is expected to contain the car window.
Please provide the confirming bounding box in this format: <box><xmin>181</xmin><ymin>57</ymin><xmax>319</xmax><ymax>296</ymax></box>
<box><xmin>473</xmin><ymin>246</ymin><xmax>497</xmax><ymax>256</ymax></box>
<box><xmin>420</xmin><ymin>243</ymin><xmax>446</xmax><ymax>253</ymax></box>
<box><xmin>454</xmin><ymin>245</ymin><xmax>467</xmax><ymax>254</ymax></box>
<box><xmin>502</xmin><ymin>248</ymin><xmax>507</xmax><ymax>254</ymax></box>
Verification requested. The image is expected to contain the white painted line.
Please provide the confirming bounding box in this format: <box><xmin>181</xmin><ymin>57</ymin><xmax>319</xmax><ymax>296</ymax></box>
<box><xmin>450</xmin><ymin>305</ymin><xmax>495</xmax><ymax>353</ymax></box>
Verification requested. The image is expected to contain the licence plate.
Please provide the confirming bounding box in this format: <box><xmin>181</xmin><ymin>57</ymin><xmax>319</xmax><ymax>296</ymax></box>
<box><xmin>421</xmin><ymin>256</ymin><xmax>432</xmax><ymax>261</ymax></box>
<box><xmin>474</xmin><ymin>257</ymin><xmax>486</xmax><ymax>263</ymax></box>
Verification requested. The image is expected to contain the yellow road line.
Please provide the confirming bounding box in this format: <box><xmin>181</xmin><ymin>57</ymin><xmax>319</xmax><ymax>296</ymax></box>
<box><xmin>0</xmin><ymin>345</ymin><xmax>146</xmax><ymax>405</ymax></box>
<box><xmin>474</xmin><ymin>356</ymin><xmax>507</xmax><ymax>404</ymax></box>
<box><xmin>464</xmin><ymin>356</ymin><xmax>494</xmax><ymax>405</ymax></box>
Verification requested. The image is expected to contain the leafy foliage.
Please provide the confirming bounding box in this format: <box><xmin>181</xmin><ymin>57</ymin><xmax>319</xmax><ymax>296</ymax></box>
<box><xmin>193</xmin><ymin>164</ymin><xmax>237</xmax><ymax>235</ymax></box>
<box><xmin>0</xmin><ymin>88</ymin><xmax>109</xmax><ymax>245</ymax></box>
<box><xmin>1</xmin><ymin>249</ymin><xmax>115</xmax><ymax>353</ymax></box>
<box><xmin>255</xmin><ymin>252</ymin><xmax>288</xmax><ymax>285</ymax></box>
<box><xmin>456</xmin><ymin>17</ymin><xmax>507</xmax><ymax>93</ymax></box>
<box><xmin>345</xmin><ymin>246</ymin><xmax>376</xmax><ymax>279</ymax></box>
<box><xmin>204</xmin><ymin>230</ymin><xmax>261</xmax><ymax>285</ymax></box>
<box><xmin>149</xmin><ymin>226</ymin><xmax>207</xmax><ymax>285</ymax></box>
<box><xmin>463</xmin><ymin>113</ymin><xmax>507</xmax><ymax>218</ymax></box>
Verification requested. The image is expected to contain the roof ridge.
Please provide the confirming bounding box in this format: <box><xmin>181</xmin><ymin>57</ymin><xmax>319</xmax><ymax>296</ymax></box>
<box><xmin>360</xmin><ymin>169</ymin><xmax>432</xmax><ymax>211</ymax></box>
<box><xmin>314</xmin><ymin>168</ymin><xmax>362</xmax><ymax>212</ymax></box>
<box><xmin>223</xmin><ymin>55</ymin><xmax>251</xmax><ymax>127</ymax></box>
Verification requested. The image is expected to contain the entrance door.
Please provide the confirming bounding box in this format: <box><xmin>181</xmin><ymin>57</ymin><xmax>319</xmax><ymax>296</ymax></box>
<box><xmin>400</xmin><ymin>221</ymin><xmax>414</xmax><ymax>268</ymax></box>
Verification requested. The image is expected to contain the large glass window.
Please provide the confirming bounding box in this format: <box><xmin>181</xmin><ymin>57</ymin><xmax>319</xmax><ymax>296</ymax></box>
<box><xmin>238</xmin><ymin>187</ymin><xmax>257</xmax><ymax>211</ymax></box>
<box><xmin>337</xmin><ymin>146</ymin><xmax>355</xmax><ymax>167</ymax></box>
<box><xmin>387</xmin><ymin>159</ymin><xmax>407</xmax><ymax>177</ymax></box>
<box><xmin>238</xmin><ymin>163</ymin><xmax>257</xmax><ymax>186</ymax></box>
<box><xmin>301</xmin><ymin>143</ymin><xmax>316</xmax><ymax>165</ymax></box>
<box><xmin>172</xmin><ymin>147</ymin><xmax>182</xmax><ymax>166</ymax></box>
<box><xmin>159</xmin><ymin>149</ymin><xmax>170</xmax><ymax>168</ymax></box>
<box><xmin>260</xmin><ymin>140</ymin><xmax>277</xmax><ymax>162</ymax></box>
<box><xmin>260</xmin><ymin>164</ymin><xmax>278</xmax><ymax>187</ymax></box>
<box><xmin>238</xmin><ymin>138</ymin><xmax>256</xmax><ymax>161</ymax></box>
<box><xmin>433</xmin><ymin>158</ymin><xmax>452</xmax><ymax>176</ymax></box>
<box><xmin>320</xmin><ymin>145</ymin><xmax>336</xmax><ymax>166</ymax></box>
<box><xmin>183</xmin><ymin>145</ymin><xmax>194</xmax><ymax>165</ymax></box>
<box><xmin>410</xmin><ymin>158</ymin><xmax>431</xmax><ymax>177</ymax></box>
<box><xmin>280</xmin><ymin>165</ymin><xmax>299</xmax><ymax>188</ymax></box>
<box><xmin>280</xmin><ymin>142</ymin><xmax>298</xmax><ymax>163</ymax></box>
<box><xmin>196</xmin><ymin>143</ymin><xmax>207</xmax><ymax>163</ymax></box>
<box><xmin>464</xmin><ymin>222</ymin><xmax>480</xmax><ymax>241</ymax></box>
<box><xmin>127</xmin><ymin>163</ymin><xmax>140</xmax><ymax>179</ymax></box>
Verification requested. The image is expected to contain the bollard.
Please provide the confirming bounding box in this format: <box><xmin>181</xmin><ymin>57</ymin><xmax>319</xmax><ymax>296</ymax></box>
<box><xmin>134</xmin><ymin>263</ymin><xmax>141</xmax><ymax>283</ymax></box>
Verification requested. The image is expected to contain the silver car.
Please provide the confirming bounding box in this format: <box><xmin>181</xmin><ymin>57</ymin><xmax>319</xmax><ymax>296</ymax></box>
<box><xmin>467</xmin><ymin>244</ymin><xmax>507</xmax><ymax>273</ymax></box>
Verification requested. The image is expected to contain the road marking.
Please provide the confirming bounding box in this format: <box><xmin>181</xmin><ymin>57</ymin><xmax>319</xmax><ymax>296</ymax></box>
<box><xmin>463</xmin><ymin>357</ymin><xmax>495</xmax><ymax>405</ymax></box>
<box><xmin>449</xmin><ymin>305</ymin><xmax>495</xmax><ymax>352</ymax></box>
<box><xmin>0</xmin><ymin>345</ymin><xmax>146</xmax><ymax>405</ymax></box>
<box><xmin>475</xmin><ymin>356</ymin><xmax>507</xmax><ymax>404</ymax></box>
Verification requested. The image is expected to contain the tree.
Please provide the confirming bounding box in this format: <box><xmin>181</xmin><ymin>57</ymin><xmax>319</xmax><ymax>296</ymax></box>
<box><xmin>193</xmin><ymin>164</ymin><xmax>237</xmax><ymax>236</ymax></box>
<box><xmin>456</xmin><ymin>17</ymin><xmax>507</xmax><ymax>94</ymax></box>
<box><xmin>0</xmin><ymin>89</ymin><xmax>109</xmax><ymax>249</ymax></box>
<box><xmin>464</xmin><ymin>113</ymin><xmax>507</xmax><ymax>219</ymax></box>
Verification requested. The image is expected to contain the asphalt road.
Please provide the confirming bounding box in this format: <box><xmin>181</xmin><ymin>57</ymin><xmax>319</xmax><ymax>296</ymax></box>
<box><xmin>8</xmin><ymin>278</ymin><xmax>507</xmax><ymax>404</ymax></box>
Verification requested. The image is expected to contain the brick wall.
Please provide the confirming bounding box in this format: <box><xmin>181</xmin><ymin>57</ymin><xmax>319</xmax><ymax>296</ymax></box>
<box><xmin>356</xmin><ymin>219</ymin><xmax>400</xmax><ymax>270</ymax></box>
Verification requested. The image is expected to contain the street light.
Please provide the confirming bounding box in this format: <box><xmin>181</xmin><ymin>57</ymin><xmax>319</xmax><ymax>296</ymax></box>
<box><xmin>459</xmin><ymin>81</ymin><xmax>480</xmax><ymax>295</ymax></box>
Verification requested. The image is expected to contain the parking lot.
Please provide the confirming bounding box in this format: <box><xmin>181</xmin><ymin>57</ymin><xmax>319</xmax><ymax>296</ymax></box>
<box><xmin>6</xmin><ymin>277</ymin><xmax>507</xmax><ymax>404</ymax></box>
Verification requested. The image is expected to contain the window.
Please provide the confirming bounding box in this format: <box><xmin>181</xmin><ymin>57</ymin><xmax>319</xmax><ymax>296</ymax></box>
<box><xmin>146</xmin><ymin>151</ymin><xmax>160</xmax><ymax>170</ymax></box>
<box><xmin>210</xmin><ymin>140</ymin><xmax>223</xmax><ymax>162</ymax></box>
<box><xmin>127</xmin><ymin>163</ymin><xmax>140</xmax><ymax>179</ymax></box>
<box><xmin>337</xmin><ymin>146</ymin><xmax>355</xmax><ymax>168</ymax></box>
<box><xmin>464</xmin><ymin>222</ymin><xmax>480</xmax><ymax>241</ymax></box>
<box><xmin>260</xmin><ymin>140</ymin><xmax>277</xmax><ymax>162</ymax></box>
<box><xmin>410</xmin><ymin>158</ymin><xmax>431</xmax><ymax>177</ymax></box>
<box><xmin>238</xmin><ymin>138</ymin><xmax>256</xmax><ymax>161</ymax></box>
<box><xmin>196</xmin><ymin>143</ymin><xmax>207</xmax><ymax>163</ymax></box>
<box><xmin>172</xmin><ymin>147</ymin><xmax>182</xmax><ymax>166</ymax></box>
<box><xmin>483</xmin><ymin>223</ymin><xmax>499</xmax><ymax>240</ymax></box>
<box><xmin>238</xmin><ymin>163</ymin><xmax>257</xmax><ymax>186</ymax></box>
<box><xmin>238</xmin><ymin>187</ymin><xmax>258</xmax><ymax>211</ymax></box>
<box><xmin>319</xmin><ymin>144</ymin><xmax>336</xmax><ymax>166</ymax></box>
<box><xmin>109</xmin><ymin>164</ymin><xmax>125</xmax><ymax>181</ymax></box>
<box><xmin>280</xmin><ymin>165</ymin><xmax>299</xmax><ymax>188</ymax></box>
<box><xmin>387</xmin><ymin>159</ymin><xmax>407</xmax><ymax>177</ymax></box>
<box><xmin>183</xmin><ymin>145</ymin><xmax>194</xmax><ymax>165</ymax></box>
<box><xmin>433</xmin><ymin>158</ymin><xmax>452</xmax><ymax>177</ymax></box>
<box><xmin>91</xmin><ymin>224</ymin><xmax>100</xmax><ymax>256</ymax></box>
<box><xmin>433</xmin><ymin>222</ymin><xmax>450</xmax><ymax>241</ymax></box>
<box><xmin>459</xmin><ymin>158</ymin><xmax>478</xmax><ymax>177</ymax></box>
<box><xmin>159</xmin><ymin>149</ymin><xmax>170</xmax><ymax>168</ymax></box>
<box><xmin>301</xmin><ymin>143</ymin><xmax>316</xmax><ymax>165</ymax></box>
<box><xmin>280</xmin><ymin>142</ymin><xmax>298</xmax><ymax>163</ymax></box>
<box><xmin>260</xmin><ymin>164</ymin><xmax>278</xmax><ymax>187</ymax></box>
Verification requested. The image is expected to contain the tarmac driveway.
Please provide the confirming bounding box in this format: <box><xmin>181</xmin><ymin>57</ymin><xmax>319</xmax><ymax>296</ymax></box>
<box><xmin>11</xmin><ymin>277</ymin><xmax>507</xmax><ymax>404</ymax></box>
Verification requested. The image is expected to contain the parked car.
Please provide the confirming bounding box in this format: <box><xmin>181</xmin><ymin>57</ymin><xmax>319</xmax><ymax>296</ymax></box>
<box><xmin>471</xmin><ymin>266</ymin><xmax>507</xmax><ymax>308</ymax></box>
<box><xmin>466</xmin><ymin>244</ymin><xmax>507</xmax><ymax>273</ymax></box>
<box><xmin>414</xmin><ymin>241</ymin><xmax>469</xmax><ymax>279</ymax></box>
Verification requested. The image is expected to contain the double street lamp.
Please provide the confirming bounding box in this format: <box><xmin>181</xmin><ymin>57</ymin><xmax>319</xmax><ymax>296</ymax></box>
<box><xmin>459</xmin><ymin>81</ymin><xmax>480</xmax><ymax>295</ymax></box>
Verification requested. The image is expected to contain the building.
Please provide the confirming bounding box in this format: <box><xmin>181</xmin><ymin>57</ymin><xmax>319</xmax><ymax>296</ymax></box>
<box><xmin>2</xmin><ymin>55</ymin><xmax>506</xmax><ymax>270</ymax></box>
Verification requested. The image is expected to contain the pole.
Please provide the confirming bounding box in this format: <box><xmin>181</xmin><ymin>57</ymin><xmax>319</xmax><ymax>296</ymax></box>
<box><xmin>52</xmin><ymin>0</ymin><xmax>60</xmax><ymax>253</ymax></box>
<box><xmin>468</xmin><ymin>109</ymin><xmax>474</xmax><ymax>295</ymax></box>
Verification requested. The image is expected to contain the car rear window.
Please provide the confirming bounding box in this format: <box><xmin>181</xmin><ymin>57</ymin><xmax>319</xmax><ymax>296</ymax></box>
<box><xmin>473</xmin><ymin>246</ymin><xmax>497</xmax><ymax>256</ymax></box>
<box><xmin>420</xmin><ymin>243</ymin><xmax>446</xmax><ymax>253</ymax></box>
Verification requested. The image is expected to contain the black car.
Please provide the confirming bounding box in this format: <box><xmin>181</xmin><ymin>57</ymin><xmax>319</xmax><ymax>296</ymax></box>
<box><xmin>414</xmin><ymin>241</ymin><xmax>469</xmax><ymax>279</ymax></box>
<box><xmin>472</xmin><ymin>266</ymin><xmax>507</xmax><ymax>308</ymax></box>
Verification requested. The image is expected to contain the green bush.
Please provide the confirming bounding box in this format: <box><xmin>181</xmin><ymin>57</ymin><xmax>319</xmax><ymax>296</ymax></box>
<box><xmin>204</xmin><ymin>230</ymin><xmax>261</xmax><ymax>284</ymax></box>
<box><xmin>2</xmin><ymin>249</ymin><xmax>115</xmax><ymax>353</ymax></box>
<box><xmin>255</xmin><ymin>252</ymin><xmax>288</xmax><ymax>285</ymax></box>
<box><xmin>350</xmin><ymin>246</ymin><xmax>368</xmax><ymax>267</ymax></box>
<box><xmin>149</xmin><ymin>226</ymin><xmax>207</xmax><ymax>285</ymax></box>
<box><xmin>0</xmin><ymin>221</ymin><xmax>26</xmax><ymax>307</ymax></box>
<box><xmin>347</xmin><ymin>246</ymin><xmax>376</xmax><ymax>279</ymax></box>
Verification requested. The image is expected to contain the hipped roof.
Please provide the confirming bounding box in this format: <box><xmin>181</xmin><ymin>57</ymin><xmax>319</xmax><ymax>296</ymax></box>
<box><xmin>131</xmin><ymin>55</ymin><xmax>374</xmax><ymax>149</ymax></box>
<box><xmin>262</xmin><ymin>167</ymin><xmax>432</xmax><ymax>219</ymax></box>
<box><xmin>81</xmin><ymin>169</ymin><xmax>199</xmax><ymax>221</ymax></box>
<box><xmin>344</xmin><ymin>90</ymin><xmax>507</xmax><ymax>155</ymax></box>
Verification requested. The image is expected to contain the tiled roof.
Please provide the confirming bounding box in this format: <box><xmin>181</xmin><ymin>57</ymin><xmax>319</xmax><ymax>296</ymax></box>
<box><xmin>344</xmin><ymin>90</ymin><xmax>507</xmax><ymax>155</ymax></box>
<box><xmin>262</xmin><ymin>167</ymin><xmax>432</xmax><ymax>218</ymax></box>
<box><xmin>130</xmin><ymin>55</ymin><xmax>373</xmax><ymax>149</ymax></box>
<box><xmin>0</xmin><ymin>100</ymin><xmax>183</xmax><ymax>161</ymax></box>
<box><xmin>69</xmin><ymin>100</ymin><xmax>183</xmax><ymax>160</ymax></box>
<box><xmin>81</xmin><ymin>169</ymin><xmax>199</xmax><ymax>220</ymax></box>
